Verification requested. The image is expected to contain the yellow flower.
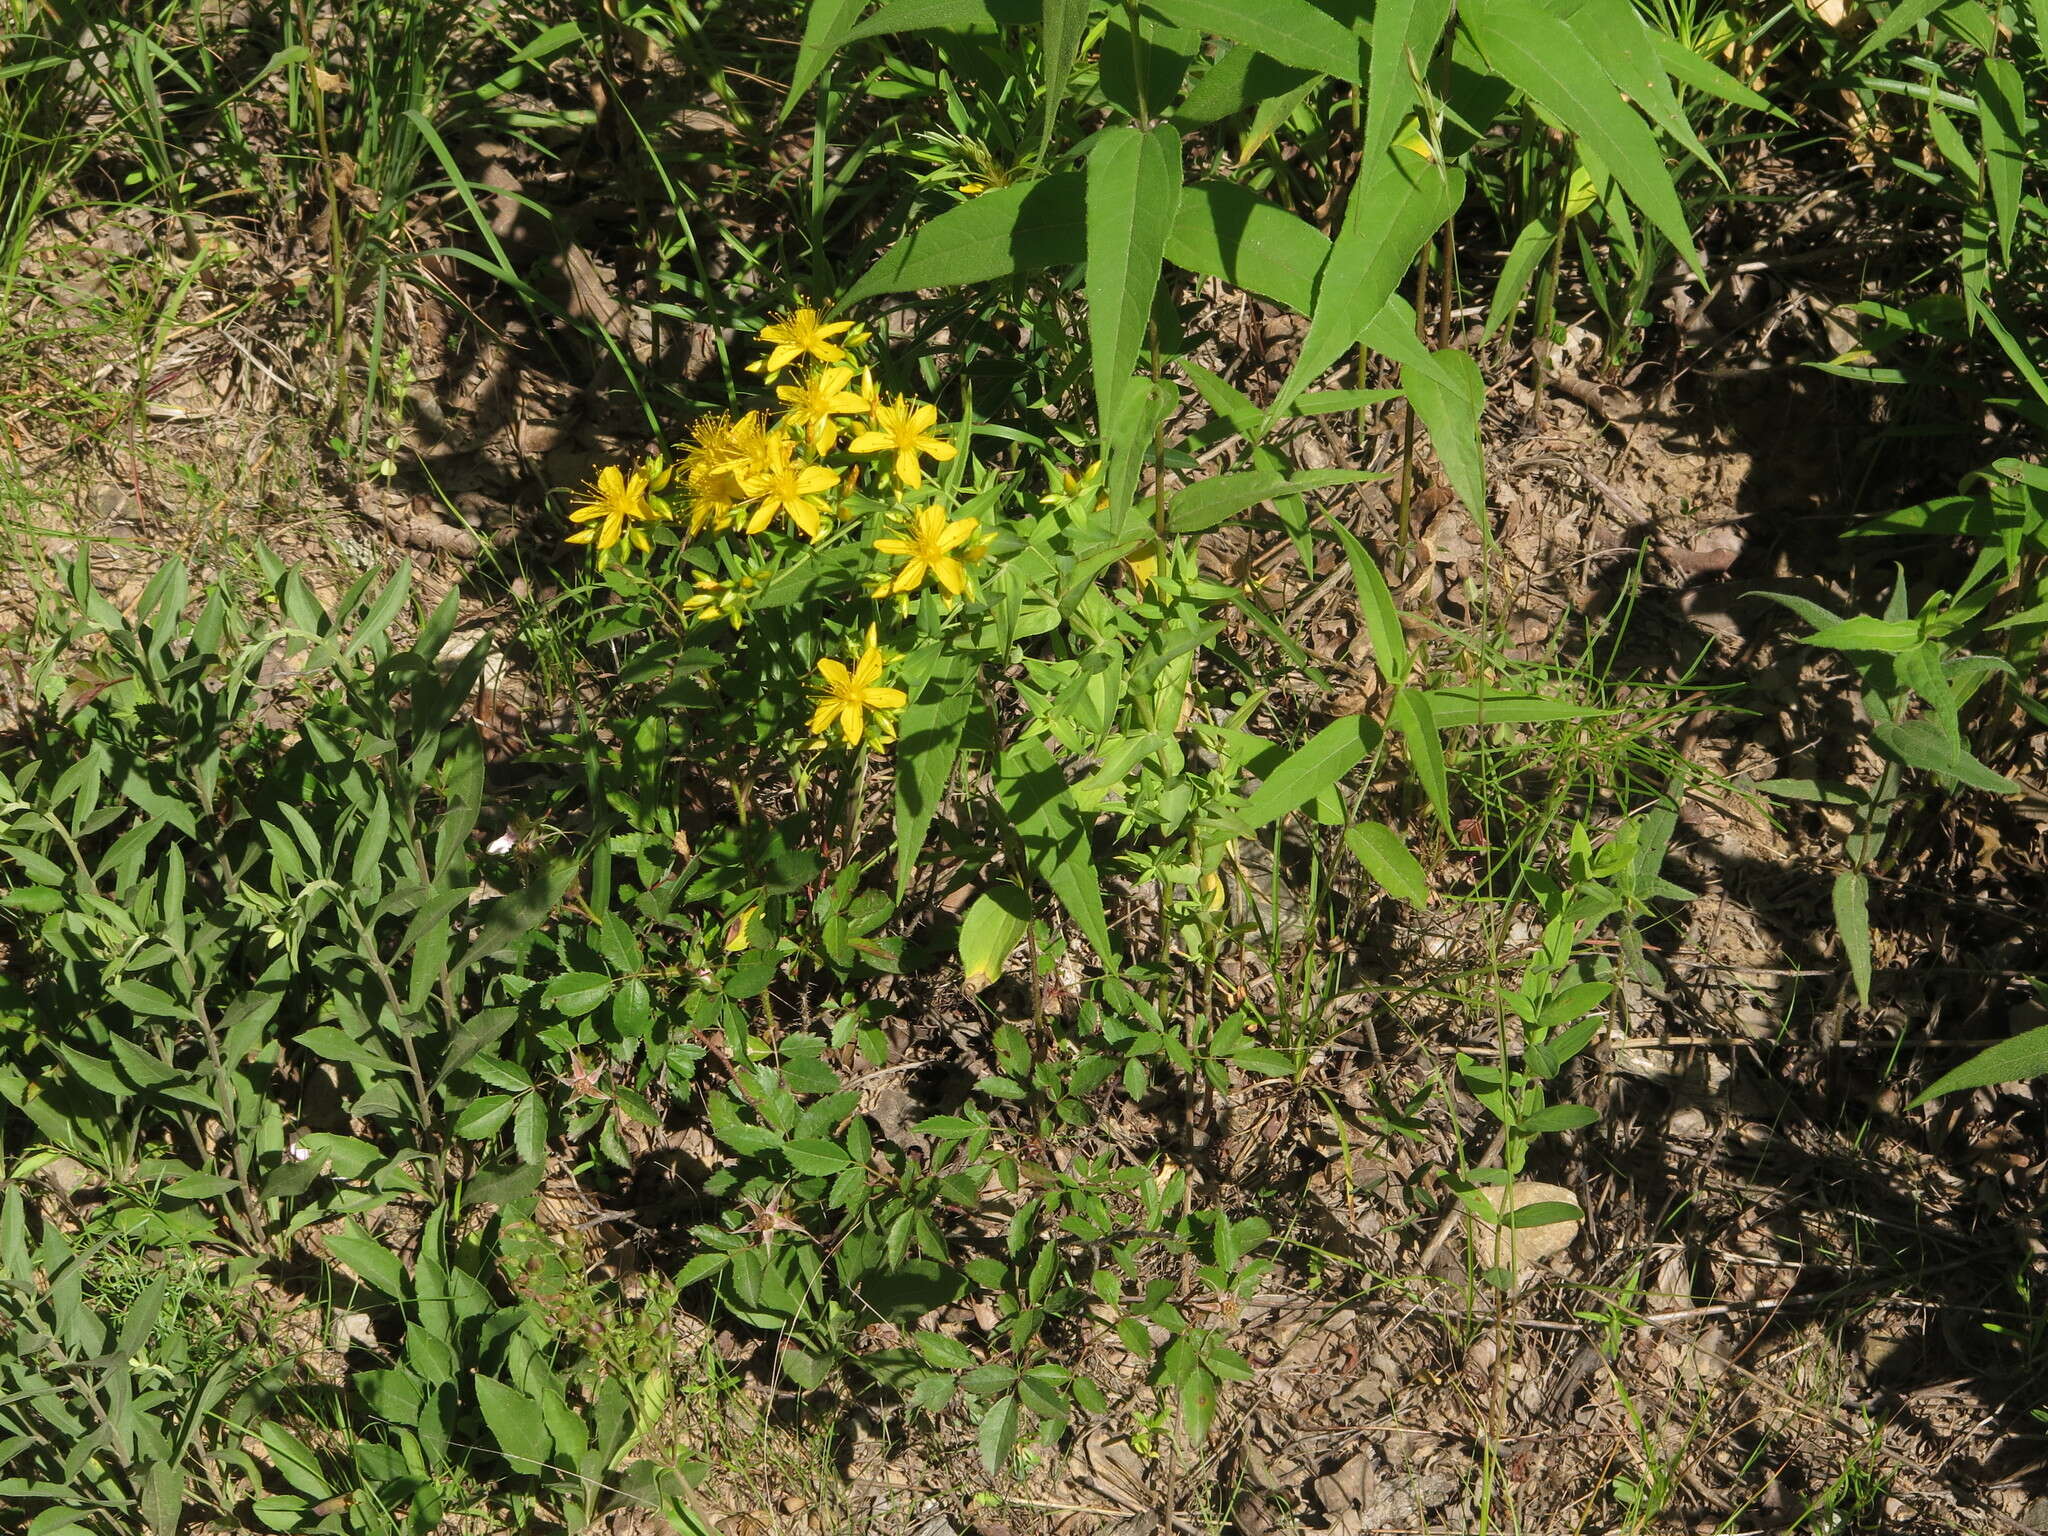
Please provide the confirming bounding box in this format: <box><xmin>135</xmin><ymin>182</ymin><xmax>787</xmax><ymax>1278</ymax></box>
<box><xmin>679</xmin><ymin>571</ymin><xmax>762</xmax><ymax>628</ymax></box>
<box><xmin>564</xmin><ymin>464</ymin><xmax>666</xmax><ymax>562</ymax></box>
<box><xmin>1124</xmin><ymin>540</ymin><xmax>1160</xmax><ymax>591</ymax></box>
<box><xmin>809</xmin><ymin>625</ymin><xmax>907</xmax><ymax>749</ymax></box>
<box><xmin>753</xmin><ymin>307</ymin><xmax>856</xmax><ymax>377</ymax></box>
<box><xmin>1041</xmin><ymin>459</ymin><xmax>1109</xmax><ymax>512</ymax></box>
<box><xmin>739</xmin><ymin>433</ymin><xmax>841</xmax><ymax>539</ymax></box>
<box><xmin>681</xmin><ymin>412</ymin><xmax>774</xmax><ymax>537</ymax></box>
<box><xmin>872</xmin><ymin>504</ymin><xmax>981</xmax><ymax>598</ymax></box>
<box><xmin>847</xmin><ymin>395</ymin><xmax>958</xmax><ymax>490</ymax></box>
<box><xmin>776</xmin><ymin>365</ymin><xmax>871</xmax><ymax>452</ymax></box>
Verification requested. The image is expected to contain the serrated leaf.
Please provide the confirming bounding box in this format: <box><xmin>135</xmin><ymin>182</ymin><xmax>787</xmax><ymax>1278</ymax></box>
<box><xmin>916</xmin><ymin>1330</ymin><xmax>978</xmax><ymax>1369</ymax></box>
<box><xmin>978</xmin><ymin>1394</ymin><xmax>1021</xmax><ymax>1474</ymax></box>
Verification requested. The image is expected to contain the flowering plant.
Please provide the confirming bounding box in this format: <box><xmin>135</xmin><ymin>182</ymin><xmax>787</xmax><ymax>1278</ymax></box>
<box><xmin>564</xmin><ymin>305</ymin><xmax>992</xmax><ymax>755</ymax></box>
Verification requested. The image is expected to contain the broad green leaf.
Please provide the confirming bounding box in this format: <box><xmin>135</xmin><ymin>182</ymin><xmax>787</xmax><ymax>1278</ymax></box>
<box><xmin>1168</xmin><ymin>468</ymin><xmax>1380</xmax><ymax>533</ymax></box>
<box><xmin>1140</xmin><ymin>0</ymin><xmax>1360</xmax><ymax>81</ymax></box>
<box><xmin>1869</xmin><ymin>718</ymin><xmax>2020</xmax><ymax>794</ymax></box>
<box><xmin>1086</xmin><ymin>124</ymin><xmax>1183</xmax><ymax>428</ymax></box>
<box><xmin>1391</xmin><ymin>689</ymin><xmax>1452</xmax><ymax>834</ymax></box>
<box><xmin>1239</xmin><ymin>714</ymin><xmax>1382</xmax><ymax>832</ymax></box>
<box><xmin>959</xmin><ymin>885</ymin><xmax>1032</xmax><ymax>990</ymax></box>
<box><xmin>1800</xmin><ymin>615</ymin><xmax>1921</xmax><ymax>652</ymax></box>
<box><xmin>1344</xmin><ymin>820</ymin><xmax>1429</xmax><ymax>908</ymax></box>
<box><xmin>1269</xmin><ymin>151</ymin><xmax>1464</xmax><ymax>420</ymax></box>
<box><xmin>1831</xmin><ymin>869</ymin><xmax>1872</xmax><ymax>1007</ymax></box>
<box><xmin>918</xmin><ymin>1330</ymin><xmax>978</xmax><ymax>1369</ymax></box>
<box><xmin>845</xmin><ymin>174</ymin><xmax>1085</xmax><ymax>302</ymax></box>
<box><xmin>1174</xmin><ymin>44</ymin><xmax>1316</xmax><ymax>128</ymax></box>
<box><xmin>1913</xmin><ymin>1021</ymin><xmax>2048</xmax><ymax>1105</ymax></box>
<box><xmin>1462</xmin><ymin>0</ymin><xmax>1701</xmax><ymax>275</ymax></box>
<box><xmin>1165</xmin><ymin>182</ymin><xmax>1328</xmax><ymax>312</ymax></box>
<box><xmin>978</xmin><ymin>1393</ymin><xmax>1022</xmax><ymax>1473</ymax></box>
<box><xmin>323</xmin><ymin>1222</ymin><xmax>407</xmax><ymax>1299</ymax></box>
<box><xmin>453</xmin><ymin>1094</ymin><xmax>516</xmax><ymax>1139</ymax></box>
<box><xmin>996</xmin><ymin>737</ymin><xmax>1116</xmax><ymax>969</ymax></box>
<box><xmin>474</xmin><ymin>1376</ymin><xmax>553</xmax><ymax>1476</ymax></box>
<box><xmin>1498</xmin><ymin>1199</ymin><xmax>1584</xmax><ymax>1229</ymax></box>
<box><xmin>847</xmin><ymin>0</ymin><xmax>1037</xmax><ymax>41</ymax></box>
<box><xmin>1975</xmin><ymin>57</ymin><xmax>2026</xmax><ymax>264</ymax></box>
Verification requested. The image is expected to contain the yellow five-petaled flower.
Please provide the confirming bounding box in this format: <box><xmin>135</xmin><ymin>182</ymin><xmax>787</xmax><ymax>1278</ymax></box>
<box><xmin>847</xmin><ymin>394</ymin><xmax>958</xmax><ymax>490</ymax></box>
<box><xmin>739</xmin><ymin>434</ymin><xmax>841</xmax><ymax>539</ymax></box>
<box><xmin>872</xmin><ymin>505</ymin><xmax>982</xmax><ymax>598</ymax></box>
<box><xmin>754</xmin><ymin>307</ymin><xmax>855</xmax><ymax>377</ymax></box>
<box><xmin>776</xmin><ymin>365</ymin><xmax>871</xmax><ymax>452</ymax></box>
<box><xmin>565</xmin><ymin>464</ymin><xmax>667</xmax><ymax>563</ymax></box>
<box><xmin>809</xmin><ymin>625</ymin><xmax>907</xmax><ymax>749</ymax></box>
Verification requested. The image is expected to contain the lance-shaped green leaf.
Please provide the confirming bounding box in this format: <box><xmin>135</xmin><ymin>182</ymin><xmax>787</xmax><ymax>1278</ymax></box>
<box><xmin>1462</xmin><ymin>0</ymin><xmax>1701</xmax><ymax>276</ymax></box>
<box><xmin>1168</xmin><ymin>467</ymin><xmax>1381</xmax><ymax>533</ymax></box>
<box><xmin>1976</xmin><ymin>57</ymin><xmax>2027</xmax><ymax>264</ymax></box>
<box><xmin>1140</xmin><ymin>0</ymin><xmax>1361</xmax><ymax>81</ymax></box>
<box><xmin>1038</xmin><ymin>0</ymin><xmax>1090</xmax><ymax>163</ymax></box>
<box><xmin>995</xmin><ymin>736</ymin><xmax>1116</xmax><ymax>970</ymax></box>
<box><xmin>1267</xmin><ymin>151</ymin><xmax>1464</xmax><ymax>421</ymax></box>
<box><xmin>848</xmin><ymin>0</ymin><xmax>1037</xmax><ymax>41</ymax></box>
<box><xmin>779</xmin><ymin>0</ymin><xmax>868</xmax><ymax>118</ymax></box>
<box><xmin>1832</xmin><ymin>869</ymin><xmax>1873</xmax><ymax>1007</ymax></box>
<box><xmin>845</xmin><ymin>174</ymin><xmax>1085</xmax><ymax>301</ymax></box>
<box><xmin>1396</xmin><ymin>343</ymin><xmax>1486</xmax><ymax>525</ymax></box>
<box><xmin>1086</xmin><ymin>124</ymin><xmax>1183</xmax><ymax>430</ymax></box>
<box><xmin>1913</xmin><ymin>1021</ymin><xmax>2048</xmax><ymax>1106</ymax></box>
<box><xmin>1166</xmin><ymin>181</ymin><xmax>1328</xmax><ymax>312</ymax></box>
<box><xmin>1363</xmin><ymin>0</ymin><xmax>1453</xmax><ymax>170</ymax></box>
<box><xmin>1238</xmin><ymin>714</ymin><xmax>1383</xmax><ymax>832</ymax></box>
